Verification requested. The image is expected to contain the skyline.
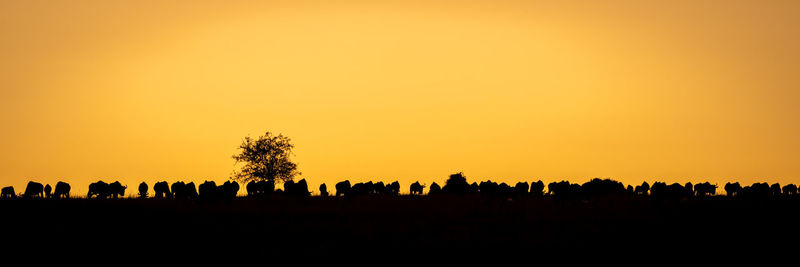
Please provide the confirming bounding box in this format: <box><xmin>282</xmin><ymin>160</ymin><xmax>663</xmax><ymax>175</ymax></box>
<box><xmin>2</xmin><ymin>0</ymin><xmax>799</xmax><ymax>194</ymax></box>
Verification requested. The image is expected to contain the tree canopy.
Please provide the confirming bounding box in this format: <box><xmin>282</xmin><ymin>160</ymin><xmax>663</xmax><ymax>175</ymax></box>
<box><xmin>232</xmin><ymin>132</ymin><xmax>300</xmax><ymax>184</ymax></box>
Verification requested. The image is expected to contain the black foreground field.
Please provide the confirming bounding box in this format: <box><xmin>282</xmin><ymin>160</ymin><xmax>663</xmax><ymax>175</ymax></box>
<box><xmin>2</xmin><ymin>196</ymin><xmax>799</xmax><ymax>258</ymax></box>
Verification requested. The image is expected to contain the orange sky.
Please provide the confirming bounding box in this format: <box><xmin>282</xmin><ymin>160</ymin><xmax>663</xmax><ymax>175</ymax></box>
<box><xmin>1</xmin><ymin>0</ymin><xmax>799</xmax><ymax>195</ymax></box>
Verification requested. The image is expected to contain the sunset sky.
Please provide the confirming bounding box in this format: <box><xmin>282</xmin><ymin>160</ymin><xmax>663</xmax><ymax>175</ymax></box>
<box><xmin>1</xmin><ymin>0</ymin><xmax>799</xmax><ymax>195</ymax></box>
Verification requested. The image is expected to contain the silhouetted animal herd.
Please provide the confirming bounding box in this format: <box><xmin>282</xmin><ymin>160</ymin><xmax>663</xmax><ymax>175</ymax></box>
<box><xmin>1</xmin><ymin>174</ymin><xmax>798</xmax><ymax>202</ymax></box>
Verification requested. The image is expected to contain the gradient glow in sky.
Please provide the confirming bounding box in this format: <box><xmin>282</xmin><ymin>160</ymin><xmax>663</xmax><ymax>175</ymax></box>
<box><xmin>1</xmin><ymin>0</ymin><xmax>799</xmax><ymax>194</ymax></box>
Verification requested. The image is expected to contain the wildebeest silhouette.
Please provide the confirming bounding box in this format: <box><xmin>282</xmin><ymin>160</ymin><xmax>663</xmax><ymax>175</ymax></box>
<box><xmin>186</xmin><ymin>182</ymin><xmax>198</xmax><ymax>199</ymax></box>
<box><xmin>335</xmin><ymin>180</ymin><xmax>351</xmax><ymax>196</ymax></box>
<box><xmin>44</xmin><ymin>184</ymin><xmax>52</xmax><ymax>198</ymax></box>
<box><xmin>24</xmin><ymin>181</ymin><xmax>44</xmax><ymax>199</ymax></box>
<box><xmin>694</xmin><ymin>182</ymin><xmax>716</xmax><ymax>197</ymax></box>
<box><xmin>138</xmin><ymin>182</ymin><xmax>148</xmax><ymax>198</ymax></box>
<box><xmin>442</xmin><ymin>173</ymin><xmax>470</xmax><ymax>194</ymax></box>
<box><xmin>684</xmin><ymin>182</ymin><xmax>694</xmax><ymax>198</ymax></box>
<box><xmin>88</xmin><ymin>181</ymin><xmax>110</xmax><ymax>199</ymax></box>
<box><xmin>319</xmin><ymin>183</ymin><xmax>329</xmax><ymax>197</ymax></box>
<box><xmin>782</xmin><ymin>184</ymin><xmax>797</xmax><ymax>195</ymax></box>
<box><xmin>53</xmin><ymin>182</ymin><xmax>70</xmax><ymax>199</ymax></box>
<box><xmin>410</xmin><ymin>181</ymin><xmax>425</xmax><ymax>195</ymax></box>
<box><xmin>219</xmin><ymin>181</ymin><xmax>240</xmax><ymax>200</ymax></box>
<box><xmin>770</xmin><ymin>183</ymin><xmax>782</xmax><ymax>196</ymax></box>
<box><xmin>172</xmin><ymin>181</ymin><xmax>187</xmax><ymax>200</ymax></box>
<box><xmin>428</xmin><ymin>182</ymin><xmax>441</xmax><ymax>195</ymax></box>
<box><xmin>548</xmin><ymin>181</ymin><xmax>579</xmax><ymax>199</ymax></box>
<box><xmin>373</xmin><ymin>182</ymin><xmax>386</xmax><ymax>195</ymax></box>
<box><xmin>634</xmin><ymin>182</ymin><xmax>650</xmax><ymax>196</ymax></box>
<box><xmin>515</xmin><ymin>182</ymin><xmax>529</xmax><ymax>196</ymax></box>
<box><xmin>724</xmin><ymin>182</ymin><xmax>742</xmax><ymax>197</ymax></box>
<box><xmin>153</xmin><ymin>181</ymin><xmax>172</xmax><ymax>199</ymax></box>
<box><xmin>530</xmin><ymin>180</ymin><xmax>545</xmax><ymax>197</ymax></box>
<box><xmin>246</xmin><ymin>181</ymin><xmax>258</xmax><ymax>196</ymax></box>
<box><xmin>650</xmin><ymin>182</ymin><xmax>667</xmax><ymax>198</ymax></box>
<box><xmin>350</xmin><ymin>182</ymin><xmax>373</xmax><ymax>196</ymax></box>
<box><xmin>1</xmin><ymin>186</ymin><xmax>15</xmax><ymax>199</ymax></box>
<box><xmin>109</xmin><ymin>181</ymin><xmax>126</xmax><ymax>198</ymax></box>
<box><xmin>387</xmin><ymin>181</ymin><xmax>401</xmax><ymax>196</ymax></box>
<box><xmin>198</xmin><ymin>181</ymin><xmax>217</xmax><ymax>201</ymax></box>
<box><xmin>479</xmin><ymin>180</ymin><xmax>499</xmax><ymax>197</ymax></box>
<box><xmin>581</xmin><ymin>178</ymin><xmax>626</xmax><ymax>198</ymax></box>
<box><xmin>740</xmin><ymin>182</ymin><xmax>770</xmax><ymax>199</ymax></box>
<box><xmin>246</xmin><ymin>180</ymin><xmax>275</xmax><ymax>197</ymax></box>
<box><xmin>284</xmin><ymin>179</ymin><xmax>309</xmax><ymax>197</ymax></box>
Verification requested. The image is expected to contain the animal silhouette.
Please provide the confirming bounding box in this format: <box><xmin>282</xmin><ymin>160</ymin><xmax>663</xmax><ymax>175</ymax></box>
<box><xmin>284</xmin><ymin>179</ymin><xmax>309</xmax><ymax>197</ymax></box>
<box><xmin>694</xmin><ymin>182</ymin><xmax>717</xmax><ymax>197</ymax></box>
<box><xmin>186</xmin><ymin>182</ymin><xmax>198</xmax><ymax>199</ymax></box>
<box><xmin>530</xmin><ymin>181</ymin><xmax>545</xmax><ymax>197</ymax></box>
<box><xmin>515</xmin><ymin>182</ymin><xmax>529</xmax><ymax>196</ymax></box>
<box><xmin>335</xmin><ymin>180</ymin><xmax>351</xmax><ymax>196</ymax></box>
<box><xmin>109</xmin><ymin>181</ymin><xmax>126</xmax><ymax>198</ymax></box>
<box><xmin>172</xmin><ymin>182</ymin><xmax>188</xmax><ymax>200</ymax></box>
<box><xmin>724</xmin><ymin>182</ymin><xmax>742</xmax><ymax>197</ymax></box>
<box><xmin>53</xmin><ymin>182</ymin><xmax>70</xmax><ymax>199</ymax></box>
<box><xmin>219</xmin><ymin>181</ymin><xmax>240</xmax><ymax>200</ymax></box>
<box><xmin>770</xmin><ymin>183</ymin><xmax>782</xmax><ymax>196</ymax></box>
<box><xmin>44</xmin><ymin>184</ymin><xmax>52</xmax><ymax>198</ymax></box>
<box><xmin>138</xmin><ymin>182</ymin><xmax>148</xmax><ymax>198</ymax></box>
<box><xmin>387</xmin><ymin>181</ymin><xmax>401</xmax><ymax>196</ymax></box>
<box><xmin>153</xmin><ymin>181</ymin><xmax>172</xmax><ymax>199</ymax></box>
<box><xmin>634</xmin><ymin>182</ymin><xmax>650</xmax><ymax>196</ymax></box>
<box><xmin>24</xmin><ymin>181</ymin><xmax>44</xmax><ymax>199</ymax></box>
<box><xmin>782</xmin><ymin>184</ymin><xmax>797</xmax><ymax>195</ymax></box>
<box><xmin>88</xmin><ymin>181</ymin><xmax>110</xmax><ymax>199</ymax></box>
<box><xmin>1</xmin><ymin>186</ymin><xmax>15</xmax><ymax>199</ymax></box>
<box><xmin>198</xmin><ymin>181</ymin><xmax>217</xmax><ymax>201</ymax></box>
<box><xmin>410</xmin><ymin>181</ymin><xmax>425</xmax><ymax>195</ymax></box>
<box><xmin>319</xmin><ymin>183</ymin><xmax>329</xmax><ymax>197</ymax></box>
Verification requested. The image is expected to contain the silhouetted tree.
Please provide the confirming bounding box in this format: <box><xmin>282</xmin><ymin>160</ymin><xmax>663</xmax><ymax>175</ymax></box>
<box><xmin>429</xmin><ymin>182</ymin><xmax>441</xmax><ymax>195</ymax></box>
<box><xmin>442</xmin><ymin>172</ymin><xmax>469</xmax><ymax>194</ymax></box>
<box><xmin>232</xmin><ymin>132</ymin><xmax>300</xmax><ymax>186</ymax></box>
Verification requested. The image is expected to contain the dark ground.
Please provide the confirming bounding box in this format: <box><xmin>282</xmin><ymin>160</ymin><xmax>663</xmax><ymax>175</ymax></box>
<box><xmin>1</xmin><ymin>196</ymin><xmax>798</xmax><ymax>259</ymax></box>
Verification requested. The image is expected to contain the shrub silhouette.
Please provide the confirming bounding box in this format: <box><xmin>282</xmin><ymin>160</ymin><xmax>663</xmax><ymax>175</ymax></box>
<box><xmin>429</xmin><ymin>182</ymin><xmax>441</xmax><ymax>195</ymax></box>
<box><xmin>442</xmin><ymin>172</ymin><xmax>470</xmax><ymax>194</ymax></box>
